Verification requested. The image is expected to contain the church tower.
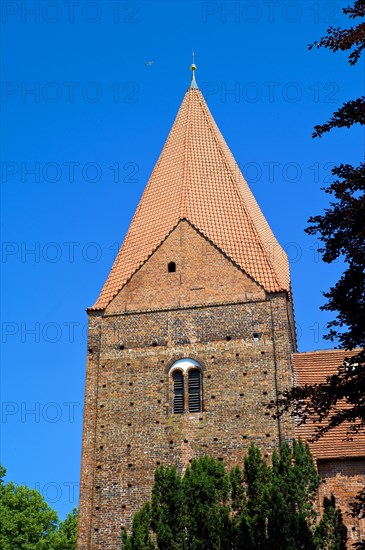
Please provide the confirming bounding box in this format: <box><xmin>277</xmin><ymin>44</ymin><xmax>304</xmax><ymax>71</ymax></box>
<box><xmin>77</xmin><ymin>65</ymin><xmax>297</xmax><ymax>549</ymax></box>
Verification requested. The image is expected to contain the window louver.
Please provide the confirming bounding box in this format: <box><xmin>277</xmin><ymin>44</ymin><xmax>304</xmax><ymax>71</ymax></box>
<box><xmin>173</xmin><ymin>371</ymin><xmax>184</xmax><ymax>414</ymax></box>
<box><xmin>188</xmin><ymin>369</ymin><xmax>201</xmax><ymax>413</ymax></box>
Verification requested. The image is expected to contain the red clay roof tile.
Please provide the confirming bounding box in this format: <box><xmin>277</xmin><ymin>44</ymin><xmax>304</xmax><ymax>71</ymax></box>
<box><xmin>91</xmin><ymin>88</ymin><xmax>290</xmax><ymax>310</ymax></box>
<box><xmin>293</xmin><ymin>349</ymin><xmax>365</xmax><ymax>459</ymax></box>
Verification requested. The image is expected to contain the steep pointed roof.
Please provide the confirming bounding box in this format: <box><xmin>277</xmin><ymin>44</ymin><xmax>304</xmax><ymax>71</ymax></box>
<box><xmin>91</xmin><ymin>80</ymin><xmax>290</xmax><ymax>310</ymax></box>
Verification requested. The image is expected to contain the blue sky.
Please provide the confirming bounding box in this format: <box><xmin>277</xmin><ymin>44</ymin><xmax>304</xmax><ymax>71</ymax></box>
<box><xmin>1</xmin><ymin>1</ymin><xmax>363</xmax><ymax>519</ymax></box>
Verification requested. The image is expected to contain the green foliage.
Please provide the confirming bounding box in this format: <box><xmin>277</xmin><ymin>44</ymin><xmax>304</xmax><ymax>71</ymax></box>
<box><xmin>123</xmin><ymin>442</ymin><xmax>345</xmax><ymax>550</ymax></box>
<box><xmin>51</xmin><ymin>508</ymin><xmax>78</xmax><ymax>549</ymax></box>
<box><xmin>237</xmin><ymin>444</ymin><xmax>270</xmax><ymax>549</ymax></box>
<box><xmin>121</xmin><ymin>502</ymin><xmax>156</xmax><ymax>550</ymax></box>
<box><xmin>229</xmin><ymin>465</ymin><xmax>244</xmax><ymax>514</ymax></box>
<box><xmin>267</xmin><ymin>440</ymin><xmax>319</xmax><ymax>550</ymax></box>
<box><xmin>236</xmin><ymin>441</ymin><xmax>319</xmax><ymax>550</ymax></box>
<box><xmin>0</xmin><ymin>465</ymin><xmax>78</xmax><ymax>549</ymax></box>
<box><xmin>273</xmin><ymin>439</ymin><xmax>319</xmax><ymax>523</ymax></box>
<box><xmin>183</xmin><ymin>456</ymin><xmax>231</xmax><ymax>550</ymax></box>
<box><xmin>0</xmin><ymin>465</ymin><xmax>7</xmax><ymax>485</ymax></box>
<box><xmin>151</xmin><ymin>465</ymin><xmax>185</xmax><ymax>549</ymax></box>
<box><xmin>0</xmin><ymin>473</ymin><xmax>58</xmax><ymax>549</ymax></box>
<box><xmin>314</xmin><ymin>496</ymin><xmax>347</xmax><ymax>550</ymax></box>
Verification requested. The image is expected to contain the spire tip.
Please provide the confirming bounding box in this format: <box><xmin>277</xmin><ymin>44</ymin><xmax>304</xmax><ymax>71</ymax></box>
<box><xmin>189</xmin><ymin>51</ymin><xmax>198</xmax><ymax>89</ymax></box>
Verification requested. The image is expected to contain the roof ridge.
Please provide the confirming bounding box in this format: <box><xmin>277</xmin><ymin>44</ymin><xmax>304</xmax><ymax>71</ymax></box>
<box><xmin>293</xmin><ymin>348</ymin><xmax>362</xmax><ymax>356</ymax></box>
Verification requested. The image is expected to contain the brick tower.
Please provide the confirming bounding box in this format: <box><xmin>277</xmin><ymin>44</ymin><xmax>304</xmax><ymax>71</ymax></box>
<box><xmin>77</xmin><ymin>65</ymin><xmax>297</xmax><ymax>549</ymax></box>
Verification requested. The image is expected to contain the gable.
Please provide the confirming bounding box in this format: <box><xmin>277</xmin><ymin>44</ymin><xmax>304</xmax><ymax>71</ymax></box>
<box><xmin>106</xmin><ymin>221</ymin><xmax>265</xmax><ymax>314</ymax></box>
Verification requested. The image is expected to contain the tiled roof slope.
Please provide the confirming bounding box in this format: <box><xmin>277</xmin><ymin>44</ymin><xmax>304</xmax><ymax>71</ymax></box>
<box><xmin>91</xmin><ymin>87</ymin><xmax>290</xmax><ymax>310</ymax></box>
<box><xmin>293</xmin><ymin>349</ymin><xmax>365</xmax><ymax>459</ymax></box>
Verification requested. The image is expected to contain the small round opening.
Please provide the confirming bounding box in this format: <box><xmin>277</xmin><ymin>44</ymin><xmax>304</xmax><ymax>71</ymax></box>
<box><xmin>168</xmin><ymin>261</ymin><xmax>176</xmax><ymax>273</ymax></box>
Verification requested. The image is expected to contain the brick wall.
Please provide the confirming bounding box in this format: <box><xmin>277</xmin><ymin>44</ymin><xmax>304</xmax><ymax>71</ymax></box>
<box><xmin>77</xmin><ymin>222</ymin><xmax>296</xmax><ymax>549</ymax></box>
<box><xmin>77</xmin><ymin>312</ymin><xmax>103</xmax><ymax>549</ymax></box>
<box><xmin>107</xmin><ymin>221</ymin><xmax>266</xmax><ymax>313</ymax></box>
<box><xmin>318</xmin><ymin>458</ymin><xmax>365</xmax><ymax>547</ymax></box>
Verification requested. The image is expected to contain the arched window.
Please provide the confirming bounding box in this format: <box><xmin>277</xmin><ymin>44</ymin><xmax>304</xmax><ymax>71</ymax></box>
<box><xmin>188</xmin><ymin>369</ymin><xmax>201</xmax><ymax>413</ymax></box>
<box><xmin>172</xmin><ymin>370</ymin><xmax>184</xmax><ymax>414</ymax></box>
<box><xmin>168</xmin><ymin>262</ymin><xmax>176</xmax><ymax>273</ymax></box>
<box><xmin>169</xmin><ymin>358</ymin><xmax>203</xmax><ymax>414</ymax></box>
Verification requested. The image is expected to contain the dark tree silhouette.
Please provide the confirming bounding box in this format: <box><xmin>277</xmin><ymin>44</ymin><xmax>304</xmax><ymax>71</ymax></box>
<box><xmin>274</xmin><ymin>1</ymin><xmax>365</xmax><ymax>542</ymax></box>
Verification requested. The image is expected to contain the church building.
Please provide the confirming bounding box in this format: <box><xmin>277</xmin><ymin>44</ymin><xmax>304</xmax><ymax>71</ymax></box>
<box><xmin>77</xmin><ymin>65</ymin><xmax>364</xmax><ymax>549</ymax></box>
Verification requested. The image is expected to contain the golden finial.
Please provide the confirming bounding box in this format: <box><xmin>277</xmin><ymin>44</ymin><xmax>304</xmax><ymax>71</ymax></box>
<box><xmin>190</xmin><ymin>49</ymin><xmax>197</xmax><ymax>72</ymax></box>
<box><xmin>189</xmin><ymin>50</ymin><xmax>198</xmax><ymax>89</ymax></box>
